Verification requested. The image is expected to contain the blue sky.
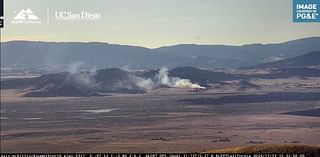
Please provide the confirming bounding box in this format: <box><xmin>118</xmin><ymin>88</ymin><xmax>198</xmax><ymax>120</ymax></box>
<box><xmin>2</xmin><ymin>0</ymin><xmax>320</xmax><ymax>48</ymax></box>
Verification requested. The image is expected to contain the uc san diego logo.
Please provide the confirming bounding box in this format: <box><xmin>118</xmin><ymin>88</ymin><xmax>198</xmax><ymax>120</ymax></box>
<box><xmin>293</xmin><ymin>0</ymin><xmax>320</xmax><ymax>22</ymax></box>
<box><xmin>12</xmin><ymin>8</ymin><xmax>42</xmax><ymax>24</ymax></box>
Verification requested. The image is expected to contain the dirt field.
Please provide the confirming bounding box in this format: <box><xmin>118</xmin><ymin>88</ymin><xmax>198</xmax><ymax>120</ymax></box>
<box><xmin>1</xmin><ymin>88</ymin><xmax>320</xmax><ymax>152</ymax></box>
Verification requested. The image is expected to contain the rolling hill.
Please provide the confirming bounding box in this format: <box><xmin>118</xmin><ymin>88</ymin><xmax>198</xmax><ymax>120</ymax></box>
<box><xmin>1</xmin><ymin>68</ymin><xmax>145</xmax><ymax>97</ymax></box>
<box><xmin>1</xmin><ymin>37</ymin><xmax>320</xmax><ymax>69</ymax></box>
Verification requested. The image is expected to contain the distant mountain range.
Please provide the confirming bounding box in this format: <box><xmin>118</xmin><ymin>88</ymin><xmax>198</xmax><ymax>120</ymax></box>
<box><xmin>1</xmin><ymin>37</ymin><xmax>320</xmax><ymax>69</ymax></box>
<box><xmin>247</xmin><ymin>51</ymin><xmax>320</xmax><ymax>69</ymax></box>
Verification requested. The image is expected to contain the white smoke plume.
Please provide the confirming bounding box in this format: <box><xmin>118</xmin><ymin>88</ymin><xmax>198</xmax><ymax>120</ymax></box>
<box><xmin>64</xmin><ymin>63</ymin><xmax>204</xmax><ymax>92</ymax></box>
<box><xmin>115</xmin><ymin>67</ymin><xmax>205</xmax><ymax>91</ymax></box>
<box><xmin>66</xmin><ymin>62</ymin><xmax>98</xmax><ymax>89</ymax></box>
<box><xmin>155</xmin><ymin>67</ymin><xmax>205</xmax><ymax>89</ymax></box>
<box><xmin>156</xmin><ymin>67</ymin><xmax>170</xmax><ymax>85</ymax></box>
<box><xmin>171</xmin><ymin>78</ymin><xmax>205</xmax><ymax>89</ymax></box>
<box><xmin>67</xmin><ymin>62</ymin><xmax>85</xmax><ymax>74</ymax></box>
<box><xmin>132</xmin><ymin>76</ymin><xmax>154</xmax><ymax>91</ymax></box>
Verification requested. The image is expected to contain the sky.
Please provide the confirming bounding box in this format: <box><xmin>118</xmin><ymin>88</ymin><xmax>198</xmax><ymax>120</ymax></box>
<box><xmin>1</xmin><ymin>0</ymin><xmax>320</xmax><ymax>48</ymax></box>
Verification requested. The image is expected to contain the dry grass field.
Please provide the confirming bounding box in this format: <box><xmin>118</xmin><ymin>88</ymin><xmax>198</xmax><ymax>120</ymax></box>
<box><xmin>1</xmin><ymin>85</ymin><xmax>320</xmax><ymax>153</ymax></box>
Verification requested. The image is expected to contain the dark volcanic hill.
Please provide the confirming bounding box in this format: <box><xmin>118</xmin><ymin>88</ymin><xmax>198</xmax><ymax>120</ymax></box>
<box><xmin>247</xmin><ymin>51</ymin><xmax>320</xmax><ymax>69</ymax></box>
<box><xmin>2</xmin><ymin>65</ymin><xmax>320</xmax><ymax>97</ymax></box>
<box><xmin>1</xmin><ymin>68</ymin><xmax>145</xmax><ymax>97</ymax></box>
<box><xmin>1</xmin><ymin>67</ymin><xmax>241</xmax><ymax>97</ymax></box>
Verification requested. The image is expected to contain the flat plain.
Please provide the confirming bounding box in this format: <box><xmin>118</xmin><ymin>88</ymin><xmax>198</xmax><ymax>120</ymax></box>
<box><xmin>1</xmin><ymin>83</ymin><xmax>320</xmax><ymax>152</ymax></box>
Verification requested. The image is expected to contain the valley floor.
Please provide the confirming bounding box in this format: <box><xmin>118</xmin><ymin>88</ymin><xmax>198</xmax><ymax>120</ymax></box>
<box><xmin>1</xmin><ymin>87</ymin><xmax>320</xmax><ymax>152</ymax></box>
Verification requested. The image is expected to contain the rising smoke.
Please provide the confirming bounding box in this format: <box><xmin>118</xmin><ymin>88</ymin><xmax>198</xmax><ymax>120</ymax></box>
<box><xmin>155</xmin><ymin>67</ymin><xmax>205</xmax><ymax>89</ymax></box>
<box><xmin>65</xmin><ymin>63</ymin><xmax>205</xmax><ymax>92</ymax></box>
<box><xmin>132</xmin><ymin>67</ymin><xmax>205</xmax><ymax>90</ymax></box>
<box><xmin>132</xmin><ymin>76</ymin><xmax>155</xmax><ymax>91</ymax></box>
<box><xmin>65</xmin><ymin>62</ymin><xmax>98</xmax><ymax>90</ymax></box>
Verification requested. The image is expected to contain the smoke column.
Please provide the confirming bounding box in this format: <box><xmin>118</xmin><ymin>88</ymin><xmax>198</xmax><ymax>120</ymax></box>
<box><xmin>155</xmin><ymin>67</ymin><xmax>205</xmax><ymax>89</ymax></box>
